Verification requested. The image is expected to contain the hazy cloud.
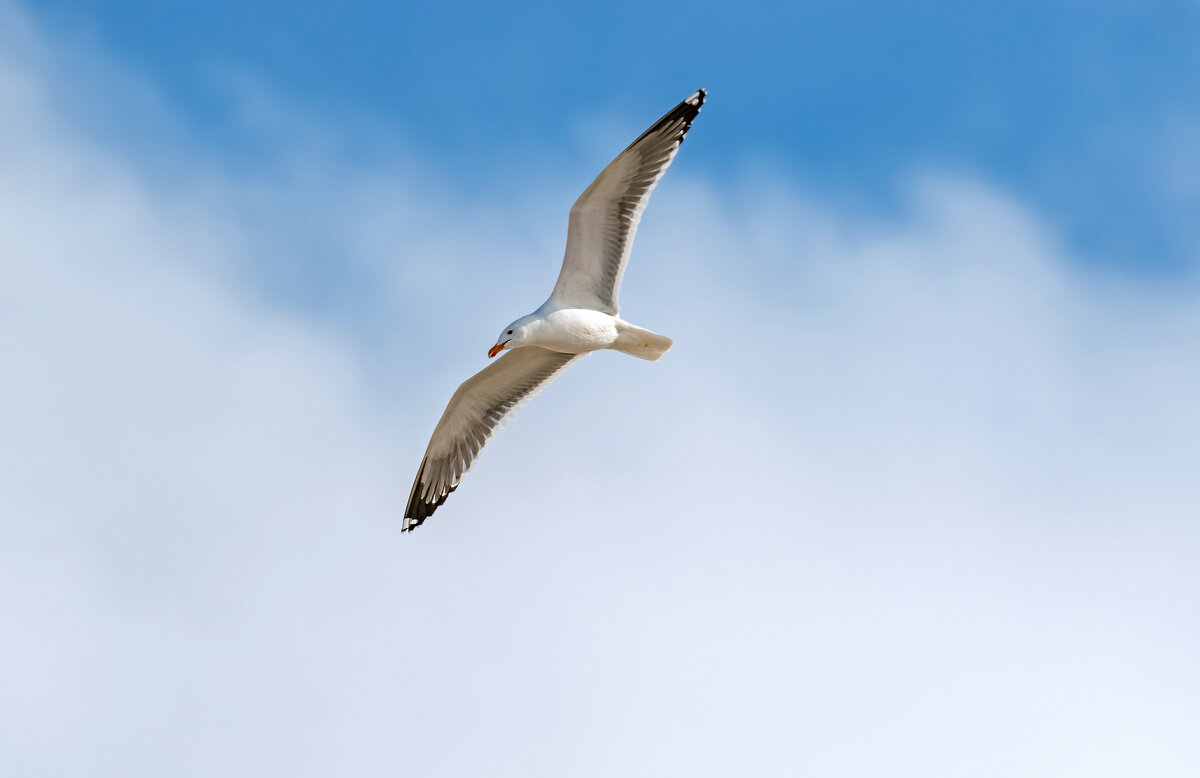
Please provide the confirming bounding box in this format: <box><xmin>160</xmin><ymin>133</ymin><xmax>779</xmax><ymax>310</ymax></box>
<box><xmin>1</xmin><ymin>3</ymin><xmax>1197</xmax><ymax>776</ymax></box>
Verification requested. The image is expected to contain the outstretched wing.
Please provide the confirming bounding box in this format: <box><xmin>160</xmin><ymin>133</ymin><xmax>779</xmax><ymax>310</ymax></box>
<box><xmin>404</xmin><ymin>347</ymin><xmax>583</xmax><ymax>530</ymax></box>
<box><xmin>549</xmin><ymin>89</ymin><xmax>706</xmax><ymax>315</ymax></box>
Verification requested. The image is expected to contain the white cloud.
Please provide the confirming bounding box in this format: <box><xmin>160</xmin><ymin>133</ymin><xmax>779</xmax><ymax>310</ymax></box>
<box><xmin>1</xmin><ymin>2</ymin><xmax>1198</xmax><ymax>776</ymax></box>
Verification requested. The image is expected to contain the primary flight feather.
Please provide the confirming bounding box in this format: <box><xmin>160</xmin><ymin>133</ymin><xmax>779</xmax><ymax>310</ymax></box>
<box><xmin>404</xmin><ymin>89</ymin><xmax>706</xmax><ymax>531</ymax></box>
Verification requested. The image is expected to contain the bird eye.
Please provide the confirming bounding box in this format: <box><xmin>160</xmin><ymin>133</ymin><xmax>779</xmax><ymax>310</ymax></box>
<box><xmin>507</xmin><ymin>330</ymin><xmax>513</xmax><ymax>335</ymax></box>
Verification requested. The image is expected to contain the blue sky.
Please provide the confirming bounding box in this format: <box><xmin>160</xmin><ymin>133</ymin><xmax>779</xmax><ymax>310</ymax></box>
<box><xmin>3</xmin><ymin>1</ymin><xmax>1199</xmax><ymax>775</ymax></box>
<box><xmin>34</xmin><ymin>0</ymin><xmax>1200</xmax><ymax>269</ymax></box>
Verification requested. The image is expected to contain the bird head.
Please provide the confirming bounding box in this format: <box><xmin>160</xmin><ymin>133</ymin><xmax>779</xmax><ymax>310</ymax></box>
<box><xmin>489</xmin><ymin>316</ymin><xmax>534</xmax><ymax>358</ymax></box>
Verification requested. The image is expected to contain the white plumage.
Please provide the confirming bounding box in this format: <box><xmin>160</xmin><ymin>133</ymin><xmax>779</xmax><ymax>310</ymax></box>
<box><xmin>404</xmin><ymin>89</ymin><xmax>706</xmax><ymax>530</ymax></box>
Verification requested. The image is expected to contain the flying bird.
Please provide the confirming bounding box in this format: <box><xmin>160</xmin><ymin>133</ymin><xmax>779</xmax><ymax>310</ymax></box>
<box><xmin>404</xmin><ymin>89</ymin><xmax>706</xmax><ymax>531</ymax></box>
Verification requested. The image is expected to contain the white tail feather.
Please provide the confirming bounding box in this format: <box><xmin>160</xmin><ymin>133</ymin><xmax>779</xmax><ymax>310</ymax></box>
<box><xmin>613</xmin><ymin>320</ymin><xmax>674</xmax><ymax>361</ymax></box>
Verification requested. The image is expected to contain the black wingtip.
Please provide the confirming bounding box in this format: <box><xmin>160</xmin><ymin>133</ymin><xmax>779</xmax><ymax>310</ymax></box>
<box><xmin>623</xmin><ymin>88</ymin><xmax>709</xmax><ymax>153</ymax></box>
<box><xmin>402</xmin><ymin>458</ymin><xmax>456</xmax><ymax>532</ymax></box>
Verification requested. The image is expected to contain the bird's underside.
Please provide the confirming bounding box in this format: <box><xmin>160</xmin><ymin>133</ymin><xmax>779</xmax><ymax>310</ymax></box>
<box><xmin>403</xmin><ymin>89</ymin><xmax>705</xmax><ymax>531</ymax></box>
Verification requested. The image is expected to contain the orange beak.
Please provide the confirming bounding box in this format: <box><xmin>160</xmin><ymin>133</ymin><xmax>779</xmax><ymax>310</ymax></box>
<box><xmin>488</xmin><ymin>339</ymin><xmax>511</xmax><ymax>358</ymax></box>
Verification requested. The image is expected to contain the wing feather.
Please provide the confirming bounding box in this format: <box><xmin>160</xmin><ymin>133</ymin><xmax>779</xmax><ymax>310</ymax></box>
<box><xmin>549</xmin><ymin>89</ymin><xmax>706</xmax><ymax>314</ymax></box>
<box><xmin>403</xmin><ymin>347</ymin><xmax>583</xmax><ymax>530</ymax></box>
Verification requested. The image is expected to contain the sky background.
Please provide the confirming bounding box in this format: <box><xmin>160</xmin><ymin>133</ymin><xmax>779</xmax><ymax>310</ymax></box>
<box><xmin>2</xmin><ymin>0</ymin><xmax>1198</xmax><ymax>775</ymax></box>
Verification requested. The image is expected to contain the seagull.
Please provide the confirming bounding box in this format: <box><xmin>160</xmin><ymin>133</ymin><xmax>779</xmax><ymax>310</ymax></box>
<box><xmin>404</xmin><ymin>89</ymin><xmax>706</xmax><ymax>531</ymax></box>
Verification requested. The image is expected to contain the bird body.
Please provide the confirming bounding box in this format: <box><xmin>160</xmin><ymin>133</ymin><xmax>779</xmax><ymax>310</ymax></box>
<box><xmin>403</xmin><ymin>89</ymin><xmax>706</xmax><ymax>530</ymax></box>
<box><xmin>500</xmin><ymin>305</ymin><xmax>674</xmax><ymax>359</ymax></box>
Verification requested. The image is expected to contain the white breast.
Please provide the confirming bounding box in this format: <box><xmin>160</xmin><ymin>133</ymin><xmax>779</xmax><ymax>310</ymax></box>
<box><xmin>534</xmin><ymin>308</ymin><xmax>620</xmax><ymax>354</ymax></box>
